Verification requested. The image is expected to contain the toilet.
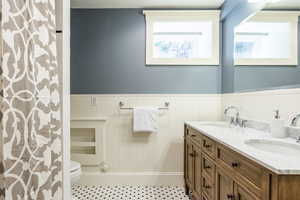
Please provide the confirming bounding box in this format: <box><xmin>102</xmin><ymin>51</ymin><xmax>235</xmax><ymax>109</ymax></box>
<box><xmin>70</xmin><ymin>160</ymin><xmax>82</xmax><ymax>184</ymax></box>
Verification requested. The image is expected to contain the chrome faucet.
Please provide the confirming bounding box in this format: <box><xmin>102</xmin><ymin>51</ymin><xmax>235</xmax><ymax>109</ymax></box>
<box><xmin>224</xmin><ymin>106</ymin><xmax>241</xmax><ymax>126</ymax></box>
<box><xmin>290</xmin><ymin>114</ymin><xmax>300</xmax><ymax>143</ymax></box>
<box><xmin>291</xmin><ymin>114</ymin><xmax>300</xmax><ymax>127</ymax></box>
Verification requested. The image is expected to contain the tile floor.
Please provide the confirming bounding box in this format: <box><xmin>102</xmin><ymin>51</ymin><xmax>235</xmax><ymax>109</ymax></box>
<box><xmin>72</xmin><ymin>185</ymin><xmax>190</xmax><ymax>200</ymax></box>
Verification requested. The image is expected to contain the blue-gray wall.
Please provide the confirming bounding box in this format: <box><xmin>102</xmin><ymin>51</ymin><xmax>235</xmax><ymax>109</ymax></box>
<box><xmin>71</xmin><ymin>9</ymin><xmax>221</xmax><ymax>94</ymax></box>
<box><xmin>221</xmin><ymin>0</ymin><xmax>300</xmax><ymax>93</ymax></box>
<box><xmin>71</xmin><ymin>7</ymin><xmax>300</xmax><ymax>94</ymax></box>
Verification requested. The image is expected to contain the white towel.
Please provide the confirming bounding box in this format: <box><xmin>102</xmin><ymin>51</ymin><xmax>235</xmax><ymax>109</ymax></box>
<box><xmin>133</xmin><ymin>107</ymin><xmax>158</xmax><ymax>133</ymax></box>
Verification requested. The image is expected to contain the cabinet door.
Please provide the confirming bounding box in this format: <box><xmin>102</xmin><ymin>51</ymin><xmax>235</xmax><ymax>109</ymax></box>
<box><xmin>234</xmin><ymin>183</ymin><xmax>260</xmax><ymax>200</ymax></box>
<box><xmin>186</xmin><ymin>140</ymin><xmax>195</xmax><ymax>189</ymax></box>
<box><xmin>194</xmin><ymin>145</ymin><xmax>202</xmax><ymax>198</ymax></box>
<box><xmin>216</xmin><ymin>168</ymin><xmax>234</xmax><ymax>200</ymax></box>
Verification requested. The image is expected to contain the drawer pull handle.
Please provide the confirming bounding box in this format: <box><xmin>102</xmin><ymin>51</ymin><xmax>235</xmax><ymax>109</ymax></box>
<box><xmin>191</xmin><ymin>135</ymin><xmax>197</xmax><ymax>137</ymax></box>
<box><xmin>203</xmin><ymin>185</ymin><xmax>211</xmax><ymax>189</ymax></box>
<box><xmin>203</xmin><ymin>140</ymin><xmax>211</xmax><ymax>148</ymax></box>
<box><xmin>231</xmin><ymin>162</ymin><xmax>240</xmax><ymax>168</ymax></box>
<box><xmin>227</xmin><ymin>194</ymin><xmax>235</xmax><ymax>200</ymax></box>
<box><xmin>189</xmin><ymin>153</ymin><xmax>195</xmax><ymax>157</ymax></box>
<box><xmin>203</xmin><ymin>165</ymin><xmax>211</xmax><ymax>169</ymax></box>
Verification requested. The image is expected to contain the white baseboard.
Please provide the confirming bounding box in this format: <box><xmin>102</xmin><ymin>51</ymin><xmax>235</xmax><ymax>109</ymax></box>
<box><xmin>78</xmin><ymin>172</ymin><xmax>184</xmax><ymax>186</ymax></box>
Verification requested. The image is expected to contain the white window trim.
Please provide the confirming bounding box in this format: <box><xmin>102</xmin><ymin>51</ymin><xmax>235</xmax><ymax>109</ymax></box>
<box><xmin>143</xmin><ymin>10</ymin><xmax>220</xmax><ymax>66</ymax></box>
<box><xmin>234</xmin><ymin>11</ymin><xmax>300</xmax><ymax>66</ymax></box>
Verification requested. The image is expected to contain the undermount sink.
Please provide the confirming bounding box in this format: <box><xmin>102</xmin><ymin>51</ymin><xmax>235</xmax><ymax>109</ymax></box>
<box><xmin>200</xmin><ymin>122</ymin><xmax>230</xmax><ymax>128</ymax></box>
<box><xmin>244</xmin><ymin>139</ymin><xmax>300</xmax><ymax>157</ymax></box>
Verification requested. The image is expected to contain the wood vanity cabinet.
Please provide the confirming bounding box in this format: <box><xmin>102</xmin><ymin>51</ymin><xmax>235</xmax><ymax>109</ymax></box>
<box><xmin>216</xmin><ymin>167</ymin><xmax>234</xmax><ymax>200</ymax></box>
<box><xmin>184</xmin><ymin>125</ymin><xmax>300</xmax><ymax>200</ymax></box>
<box><xmin>216</xmin><ymin>167</ymin><xmax>260</xmax><ymax>200</ymax></box>
<box><xmin>185</xmin><ymin>137</ymin><xmax>202</xmax><ymax>198</ymax></box>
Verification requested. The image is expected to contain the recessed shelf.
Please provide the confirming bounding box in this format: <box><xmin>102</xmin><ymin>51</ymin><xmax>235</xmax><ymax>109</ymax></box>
<box><xmin>72</xmin><ymin>141</ymin><xmax>96</xmax><ymax>147</ymax></box>
<box><xmin>71</xmin><ymin>146</ymin><xmax>96</xmax><ymax>154</ymax></box>
<box><xmin>71</xmin><ymin>117</ymin><xmax>108</xmax><ymax>121</ymax></box>
<box><xmin>70</xmin><ymin>118</ymin><xmax>107</xmax><ymax>166</ymax></box>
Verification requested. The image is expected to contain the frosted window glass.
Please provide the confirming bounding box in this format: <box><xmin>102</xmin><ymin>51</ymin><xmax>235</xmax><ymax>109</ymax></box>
<box><xmin>235</xmin><ymin>22</ymin><xmax>291</xmax><ymax>59</ymax></box>
<box><xmin>152</xmin><ymin>21</ymin><xmax>213</xmax><ymax>59</ymax></box>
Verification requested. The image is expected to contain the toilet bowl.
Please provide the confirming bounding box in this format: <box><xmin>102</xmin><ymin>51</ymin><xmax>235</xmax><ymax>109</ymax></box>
<box><xmin>70</xmin><ymin>161</ymin><xmax>82</xmax><ymax>184</ymax></box>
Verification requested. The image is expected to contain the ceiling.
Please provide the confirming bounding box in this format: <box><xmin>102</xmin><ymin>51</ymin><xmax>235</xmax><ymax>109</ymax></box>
<box><xmin>265</xmin><ymin>0</ymin><xmax>300</xmax><ymax>9</ymax></box>
<box><xmin>71</xmin><ymin>0</ymin><xmax>224</xmax><ymax>9</ymax></box>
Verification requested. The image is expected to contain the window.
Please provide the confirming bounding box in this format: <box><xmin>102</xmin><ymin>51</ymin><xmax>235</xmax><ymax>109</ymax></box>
<box><xmin>144</xmin><ymin>10</ymin><xmax>220</xmax><ymax>65</ymax></box>
<box><xmin>234</xmin><ymin>11</ymin><xmax>300</xmax><ymax>66</ymax></box>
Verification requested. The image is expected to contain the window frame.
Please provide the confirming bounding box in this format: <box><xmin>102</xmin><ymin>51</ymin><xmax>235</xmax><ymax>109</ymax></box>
<box><xmin>234</xmin><ymin>11</ymin><xmax>300</xmax><ymax>66</ymax></box>
<box><xmin>143</xmin><ymin>10</ymin><xmax>220</xmax><ymax>66</ymax></box>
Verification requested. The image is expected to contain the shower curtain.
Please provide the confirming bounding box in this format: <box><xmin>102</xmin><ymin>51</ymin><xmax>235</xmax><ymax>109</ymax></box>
<box><xmin>0</xmin><ymin>0</ymin><xmax>63</xmax><ymax>199</ymax></box>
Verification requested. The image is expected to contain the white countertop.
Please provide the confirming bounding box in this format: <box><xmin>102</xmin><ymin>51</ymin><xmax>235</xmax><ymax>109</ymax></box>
<box><xmin>185</xmin><ymin>121</ymin><xmax>300</xmax><ymax>175</ymax></box>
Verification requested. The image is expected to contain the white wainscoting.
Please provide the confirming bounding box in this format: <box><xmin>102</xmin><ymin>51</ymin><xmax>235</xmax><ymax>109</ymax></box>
<box><xmin>222</xmin><ymin>88</ymin><xmax>300</xmax><ymax>124</ymax></box>
<box><xmin>71</xmin><ymin>94</ymin><xmax>222</xmax><ymax>186</ymax></box>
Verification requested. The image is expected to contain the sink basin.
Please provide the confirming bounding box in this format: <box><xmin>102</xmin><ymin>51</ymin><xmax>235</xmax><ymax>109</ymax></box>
<box><xmin>200</xmin><ymin>122</ymin><xmax>230</xmax><ymax>128</ymax></box>
<box><xmin>244</xmin><ymin>139</ymin><xmax>300</xmax><ymax>157</ymax></box>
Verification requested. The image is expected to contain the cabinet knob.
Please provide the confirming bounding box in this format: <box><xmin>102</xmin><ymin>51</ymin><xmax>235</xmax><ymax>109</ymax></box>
<box><xmin>231</xmin><ymin>162</ymin><xmax>240</xmax><ymax>168</ymax></box>
<box><xmin>189</xmin><ymin>153</ymin><xmax>195</xmax><ymax>157</ymax></box>
<box><xmin>191</xmin><ymin>134</ymin><xmax>197</xmax><ymax>137</ymax></box>
<box><xmin>203</xmin><ymin>143</ymin><xmax>211</xmax><ymax>148</ymax></box>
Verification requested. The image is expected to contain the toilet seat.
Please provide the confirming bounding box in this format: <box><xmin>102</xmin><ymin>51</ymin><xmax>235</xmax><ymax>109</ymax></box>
<box><xmin>71</xmin><ymin>161</ymin><xmax>81</xmax><ymax>173</ymax></box>
<box><xmin>70</xmin><ymin>161</ymin><xmax>81</xmax><ymax>184</ymax></box>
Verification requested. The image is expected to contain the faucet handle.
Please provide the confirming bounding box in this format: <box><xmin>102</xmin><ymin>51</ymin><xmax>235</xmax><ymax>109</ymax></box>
<box><xmin>291</xmin><ymin>117</ymin><xmax>297</xmax><ymax>126</ymax></box>
<box><xmin>230</xmin><ymin>117</ymin><xmax>235</xmax><ymax>125</ymax></box>
<box><xmin>240</xmin><ymin>119</ymin><xmax>248</xmax><ymax>128</ymax></box>
<box><xmin>291</xmin><ymin>114</ymin><xmax>300</xmax><ymax>127</ymax></box>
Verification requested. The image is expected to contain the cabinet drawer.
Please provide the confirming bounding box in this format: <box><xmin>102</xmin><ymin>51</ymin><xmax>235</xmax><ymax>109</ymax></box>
<box><xmin>217</xmin><ymin>144</ymin><xmax>264</xmax><ymax>191</ymax></box>
<box><xmin>235</xmin><ymin>183</ymin><xmax>260</xmax><ymax>200</ymax></box>
<box><xmin>187</xmin><ymin>128</ymin><xmax>202</xmax><ymax>145</ymax></box>
<box><xmin>202</xmin><ymin>176</ymin><xmax>214</xmax><ymax>200</ymax></box>
<box><xmin>202</xmin><ymin>154</ymin><xmax>215</xmax><ymax>181</ymax></box>
<box><xmin>235</xmin><ymin>156</ymin><xmax>264</xmax><ymax>190</ymax></box>
<box><xmin>216</xmin><ymin>145</ymin><xmax>237</xmax><ymax>170</ymax></box>
<box><xmin>202</xmin><ymin>135</ymin><xmax>216</xmax><ymax>159</ymax></box>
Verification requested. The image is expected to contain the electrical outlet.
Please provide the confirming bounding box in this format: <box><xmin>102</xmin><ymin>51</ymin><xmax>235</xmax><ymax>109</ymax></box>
<box><xmin>90</xmin><ymin>96</ymin><xmax>97</xmax><ymax>106</ymax></box>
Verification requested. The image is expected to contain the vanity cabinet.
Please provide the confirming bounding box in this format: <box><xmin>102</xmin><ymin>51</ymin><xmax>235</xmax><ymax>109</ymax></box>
<box><xmin>185</xmin><ymin>138</ymin><xmax>202</xmax><ymax>198</ymax></box>
<box><xmin>185</xmin><ymin>139</ymin><xmax>194</xmax><ymax>189</ymax></box>
<box><xmin>235</xmin><ymin>183</ymin><xmax>260</xmax><ymax>200</ymax></box>
<box><xmin>216</xmin><ymin>167</ymin><xmax>234</xmax><ymax>200</ymax></box>
<box><xmin>184</xmin><ymin>125</ymin><xmax>300</xmax><ymax>200</ymax></box>
<box><xmin>216</xmin><ymin>167</ymin><xmax>260</xmax><ymax>200</ymax></box>
<box><xmin>185</xmin><ymin>127</ymin><xmax>215</xmax><ymax>200</ymax></box>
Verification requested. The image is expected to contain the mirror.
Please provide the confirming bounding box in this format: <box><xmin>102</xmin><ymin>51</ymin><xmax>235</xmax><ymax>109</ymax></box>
<box><xmin>221</xmin><ymin>0</ymin><xmax>268</xmax><ymax>93</ymax></box>
<box><xmin>224</xmin><ymin>0</ymin><xmax>300</xmax><ymax>93</ymax></box>
<box><xmin>234</xmin><ymin>11</ymin><xmax>299</xmax><ymax>66</ymax></box>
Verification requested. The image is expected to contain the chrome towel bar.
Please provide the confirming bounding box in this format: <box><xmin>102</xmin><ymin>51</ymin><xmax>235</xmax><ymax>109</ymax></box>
<box><xmin>119</xmin><ymin>101</ymin><xmax>170</xmax><ymax>110</ymax></box>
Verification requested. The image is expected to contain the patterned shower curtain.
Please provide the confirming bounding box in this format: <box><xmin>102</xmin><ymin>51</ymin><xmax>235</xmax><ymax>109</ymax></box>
<box><xmin>0</xmin><ymin>0</ymin><xmax>62</xmax><ymax>199</ymax></box>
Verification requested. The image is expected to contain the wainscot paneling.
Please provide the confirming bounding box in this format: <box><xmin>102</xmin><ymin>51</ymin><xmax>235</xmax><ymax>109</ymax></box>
<box><xmin>71</xmin><ymin>94</ymin><xmax>222</xmax><ymax>186</ymax></box>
